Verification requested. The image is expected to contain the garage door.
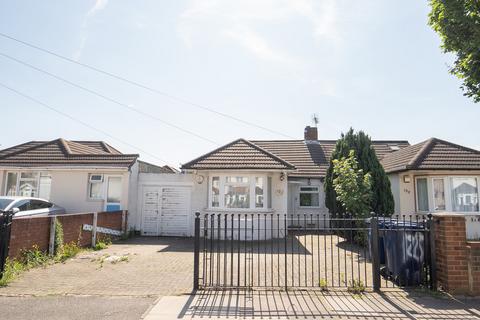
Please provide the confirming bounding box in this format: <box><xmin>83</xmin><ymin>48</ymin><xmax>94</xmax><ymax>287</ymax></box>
<box><xmin>141</xmin><ymin>186</ymin><xmax>192</xmax><ymax>236</ymax></box>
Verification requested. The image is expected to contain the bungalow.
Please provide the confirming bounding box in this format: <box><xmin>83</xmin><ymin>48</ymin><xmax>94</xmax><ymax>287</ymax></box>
<box><xmin>381</xmin><ymin>138</ymin><xmax>480</xmax><ymax>215</ymax></box>
<box><xmin>177</xmin><ymin>127</ymin><xmax>480</xmax><ymax>237</ymax></box>
<box><xmin>0</xmin><ymin>139</ymin><xmax>173</xmax><ymax>225</ymax></box>
<box><xmin>179</xmin><ymin>126</ymin><xmax>410</xmax><ymax>237</ymax></box>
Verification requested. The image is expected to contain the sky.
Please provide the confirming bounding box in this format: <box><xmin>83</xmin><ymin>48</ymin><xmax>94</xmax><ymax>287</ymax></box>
<box><xmin>0</xmin><ymin>1</ymin><xmax>479</xmax><ymax>168</ymax></box>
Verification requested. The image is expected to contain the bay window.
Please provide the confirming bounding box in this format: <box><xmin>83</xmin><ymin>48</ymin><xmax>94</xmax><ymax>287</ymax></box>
<box><xmin>209</xmin><ymin>175</ymin><xmax>271</xmax><ymax>210</ymax></box>
<box><xmin>415</xmin><ymin>176</ymin><xmax>480</xmax><ymax>213</ymax></box>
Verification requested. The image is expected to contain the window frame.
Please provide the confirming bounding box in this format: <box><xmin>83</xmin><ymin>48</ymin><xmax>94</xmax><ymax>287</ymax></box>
<box><xmin>4</xmin><ymin>171</ymin><xmax>51</xmax><ymax>199</ymax></box>
<box><xmin>432</xmin><ymin>177</ymin><xmax>446</xmax><ymax>211</ymax></box>
<box><xmin>415</xmin><ymin>176</ymin><xmax>430</xmax><ymax>213</ymax></box>
<box><xmin>450</xmin><ymin>176</ymin><xmax>479</xmax><ymax>213</ymax></box>
<box><xmin>88</xmin><ymin>174</ymin><xmax>104</xmax><ymax>200</ymax></box>
<box><xmin>298</xmin><ymin>185</ymin><xmax>321</xmax><ymax>208</ymax></box>
<box><xmin>208</xmin><ymin>174</ymin><xmax>270</xmax><ymax>211</ymax></box>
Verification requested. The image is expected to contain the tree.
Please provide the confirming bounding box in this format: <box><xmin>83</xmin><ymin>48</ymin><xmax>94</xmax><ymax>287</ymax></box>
<box><xmin>332</xmin><ymin>150</ymin><xmax>372</xmax><ymax>217</ymax></box>
<box><xmin>429</xmin><ymin>0</ymin><xmax>480</xmax><ymax>103</ymax></box>
<box><xmin>324</xmin><ymin>128</ymin><xmax>395</xmax><ymax>216</ymax></box>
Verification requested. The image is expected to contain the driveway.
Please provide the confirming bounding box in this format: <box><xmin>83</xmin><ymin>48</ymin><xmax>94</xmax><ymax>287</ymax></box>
<box><xmin>0</xmin><ymin>237</ymin><xmax>194</xmax><ymax>320</ymax></box>
<box><xmin>0</xmin><ymin>237</ymin><xmax>194</xmax><ymax>297</ymax></box>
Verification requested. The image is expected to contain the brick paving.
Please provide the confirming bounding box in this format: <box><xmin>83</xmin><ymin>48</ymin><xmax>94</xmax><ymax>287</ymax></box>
<box><xmin>0</xmin><ymin>237</ymin><xmax>194</xmax><ymax>297</ymax></box>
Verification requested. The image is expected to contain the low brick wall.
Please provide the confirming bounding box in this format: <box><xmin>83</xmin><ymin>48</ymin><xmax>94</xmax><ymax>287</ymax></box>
<box><xmin>9</xmin><ymin>216</ymin><xmax>51</xmax><ymax>258</ymax></box>
<box><xmin>433</xmin><ymin>213</ymin><xmax>480</xmax><ymax>296</ymax></box>
<box><xmin>8</xmin><ymin>211</ymin><xmax>127</xmax><ymax>259</ymax></box>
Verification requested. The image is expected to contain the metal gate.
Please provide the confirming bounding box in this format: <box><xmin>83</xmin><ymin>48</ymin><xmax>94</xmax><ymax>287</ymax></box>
<box><xmin>193</xmin><ymin>212</ymin><xmax>436</xmax><ymax>291</ymax></box>
<box><xmin>0</xmin><ymin>210</ymin><xmax>14</xmax><ymax>278</ymax></box>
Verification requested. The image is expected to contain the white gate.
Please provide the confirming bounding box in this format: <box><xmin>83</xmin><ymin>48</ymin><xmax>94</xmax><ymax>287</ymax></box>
<box><xmin>141</xmin><ymin>186</ymin><xmax>192</xmax><ymax>236</ymax></box>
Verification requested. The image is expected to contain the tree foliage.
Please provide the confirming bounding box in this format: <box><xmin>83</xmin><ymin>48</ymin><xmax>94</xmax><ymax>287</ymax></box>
<box><xmin>324</xmin><ymin>128</ymin><xmax>395</xmax><ymax>216</ymax></box>
<box><xmin>332</xmin><ymin>150</ymin><xmax>372</xmax><ymax>217</ymax></box>
<box><xmin>429</xmin><ymin>0</ymin><xmax>480</xmax><ymax>102</ymax></box>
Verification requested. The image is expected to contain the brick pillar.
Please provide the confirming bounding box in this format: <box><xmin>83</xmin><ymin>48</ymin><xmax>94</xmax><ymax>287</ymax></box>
<box><xmin>433</xmin><ymin>213</ymin><xmax>477</xmax><ymax>295</ymax></box>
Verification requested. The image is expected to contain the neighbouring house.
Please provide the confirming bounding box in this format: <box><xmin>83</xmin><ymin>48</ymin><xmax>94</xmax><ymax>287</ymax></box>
<box><xmin>381</xmin><ymin>138</ymin><xmax>480</xmax><ymax>215</ymax></box>
<box><xmin>0</xmin><ymin>139</ymin><xmax>170</xmax><ymax>222</ymax></box>
<box><xmin>177</xmin><ymin>126</ymin><xmax>410</xmax><ymax>238</ymax></box>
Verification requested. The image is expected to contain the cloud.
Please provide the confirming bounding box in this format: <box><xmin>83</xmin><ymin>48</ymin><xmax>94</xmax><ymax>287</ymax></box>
<box><xmin>178</xmin><ymin>0</ymin><xmax>340</xmax><ymax>64</ymax></box>
<box><xmin>73</xmin><ymin>0</ymin><xmax>109</xmax><ymax>60</ymax></box>
<box><xmin>87</xmin><ymin>0</ymin><xmax>108</xmax><ymax>18</ymax></box>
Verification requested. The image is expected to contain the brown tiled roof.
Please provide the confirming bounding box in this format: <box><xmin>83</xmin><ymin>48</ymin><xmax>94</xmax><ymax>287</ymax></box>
<box><xmin>182</xmin><ymin>138</ymin><xmax>409</xmax><ymax>176</ymax></box>
<box><xmin>0</xmin><ymin>138</ymin><xmax>138</xmax><ymax>168</ymax></box>
<box><xmin>381</xmin><ymin>138</ymin><xmax>480</xmax><ymax>173</ymax></box>
<box><xmin>181</xmin><ymin>139</ymin><xmax>295</xmax><ymax>170</ymax></box>
<box><xmin>138</xmin><ymin>160</ymin><xmax>178</xmax><ymax>174</ymax></box>
<box><xmin>253</xmin><ymin>140</ymin><xmax>410</xmax><ymax>178</ymax></box>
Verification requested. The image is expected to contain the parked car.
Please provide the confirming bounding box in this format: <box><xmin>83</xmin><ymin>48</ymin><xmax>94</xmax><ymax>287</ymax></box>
<box><xmin>0</xmin><ymin>197</ymin><xmax>65</xmax><ymax>217</ymax></box>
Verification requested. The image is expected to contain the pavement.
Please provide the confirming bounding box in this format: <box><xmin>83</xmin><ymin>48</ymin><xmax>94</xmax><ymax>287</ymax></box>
<box><xmin>144</xmin><ymin>289</ymin><xmax>480</xmax><ymax>320</ymax></box>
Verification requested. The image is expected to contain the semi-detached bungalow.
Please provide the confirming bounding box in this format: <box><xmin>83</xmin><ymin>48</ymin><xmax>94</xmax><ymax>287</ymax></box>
<box><xmin>2</xmin><ymin>129</ymin><xmax>479</xmax><ymax>238</ymax></box>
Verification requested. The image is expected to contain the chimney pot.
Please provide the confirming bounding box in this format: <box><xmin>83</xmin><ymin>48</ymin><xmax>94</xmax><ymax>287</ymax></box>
<box><xmin>304</xmin><ymin>126</ymin><xmax>318</xmax><ymax>141</ymax></box>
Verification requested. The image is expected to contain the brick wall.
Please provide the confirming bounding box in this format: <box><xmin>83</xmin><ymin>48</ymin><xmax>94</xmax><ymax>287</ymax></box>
<box><xmin>9</xmin><ymin>216</ymin><xmax>51</xmax><ymax>258</ymax></box>
<box><xmin>8</xmin><ymin>211</ymin><xmax>127</xmax><ymax>259</ymax></box>
<box><xmin>434</xmin><ymin>213</ymin><xmax>480</xmax><ymax>296</ymax></box>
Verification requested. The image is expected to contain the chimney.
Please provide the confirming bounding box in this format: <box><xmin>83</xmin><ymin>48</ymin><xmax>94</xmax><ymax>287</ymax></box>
<box><xmin>304</xmin><ymin>126</ymin><xmax>318</xmax><ymax>141</ymax></box>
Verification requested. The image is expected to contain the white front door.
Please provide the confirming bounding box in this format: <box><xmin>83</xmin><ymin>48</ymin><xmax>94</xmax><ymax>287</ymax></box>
<box><xmin>141</xmin><ymin>186</ymin><xmax>192</xmax><ymax>236</ymax></box>
<box><xmin>141</xmin><ymin>188</ymin><xmax>161</xmax><ymax>236</ymax></box>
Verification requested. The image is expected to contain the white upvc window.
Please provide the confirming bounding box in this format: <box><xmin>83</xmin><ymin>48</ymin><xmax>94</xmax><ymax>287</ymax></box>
<box><xmin>299</xmin><ymin>186</ymin><xmax>320</xmax><ymax>208</ymax></box>
<box><xmin>209</xmin><ymin>174</ymin><xmax>270</xmax><ymax>210</ymax></box>
<box><xmin>415</xmin><ymin>177</ymin><xmax>429</xmax><ymax>212</ymax></box>
<box><xmin>415</xmin><ymin>175</ymin><xmax>480</xmax><ymax>213</ymax></box>
<box><xmin>88</xmin><ymin>174</ymin><xmax>104</xmax><ymax>200</ymax></box>
<box><xmin>432</xmin><ymin>178</ymin><xmax>446</xmax><ymax>211</ymax></box>
<box><xmin>4</xmin><ymin>171</ymin><xmax>52</xmax><ymax>200</ymax></box>
<box><xmin>88</xmin><ymin>174</ymin><xmax>123</xmax><ymax>211</ymax></box>
<box><xmin>450</xmin><ymin>177</ymin><xmax>479</xmax><ymax>212</ymax></box>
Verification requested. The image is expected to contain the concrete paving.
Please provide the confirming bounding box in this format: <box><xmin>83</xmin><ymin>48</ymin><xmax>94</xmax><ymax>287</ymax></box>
<box><xmin>144</xmin><ymin>289</ymin><xmax>480</xmax><ymax>320</ymax></box>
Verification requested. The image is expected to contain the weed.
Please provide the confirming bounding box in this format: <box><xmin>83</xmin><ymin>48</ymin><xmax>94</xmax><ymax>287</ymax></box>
<box><xmin>93</xmin><ymin>238</ymin><xmax>112</xmax><ymax>251</ymax></box>
<box><xmin>348</xmin><ymin>279</ymin><xmax>366</xmax><ymax>294</ymax></box>
<box><xmin>55</xmin><ymin>242</ymin><xmax>82</xmax><ymax>262</ymax></box>
<box><xmin>319</xmin><ymin>278</ymin><xmax>328</xmax><ymax>291</ymax></box>
<box><xmin>54</xmin><ymin>219</ymin><xmax>64</xmax><ymax>254</ymax></box>
<box><xmin>19</xmin><ymin>245</ymin><xmax>50</xmax><ymax>268</ymax></box>
<box><xmin>0</xmin><ymin>259</ymin><xmax>25</xmax><ymax>287</ymax></box>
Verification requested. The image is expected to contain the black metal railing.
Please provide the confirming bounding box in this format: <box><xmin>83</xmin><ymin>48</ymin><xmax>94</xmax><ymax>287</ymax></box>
<box><xmin>193</xmin><ymin>212</ymin><xmax>436</xmax><ymax>291</ymax></box>
<box><xmin>0</xmin><ymin>210</ymin><xmax>14</xmax><ymax>278</ymax></box>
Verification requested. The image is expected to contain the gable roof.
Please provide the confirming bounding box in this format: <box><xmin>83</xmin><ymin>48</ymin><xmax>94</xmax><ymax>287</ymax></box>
<box><xmin>181</xmin><ymin>139</ymin><xmax>295</xmax><ymax>170</ymax></box>
<box><xmin>381</xmin><ymin>138</ymin><xmax>480</xmax><ymax>173</ymax></box>
<box><xmin>0</xmin><ymin>138</ymin><xmax>138</xmax><ymax>168</ymax></box>
<box><xmin>253</xmin><ymin>140</ymin><xmax>410</xmax><ymax>178</ymax></box>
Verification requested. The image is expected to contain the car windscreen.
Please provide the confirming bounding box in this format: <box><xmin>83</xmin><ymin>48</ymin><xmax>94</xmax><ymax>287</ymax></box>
<box><xmin>0</xmin><ymin>199</ymin><xmax>14</xmax><ymax>210</ymax></box>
